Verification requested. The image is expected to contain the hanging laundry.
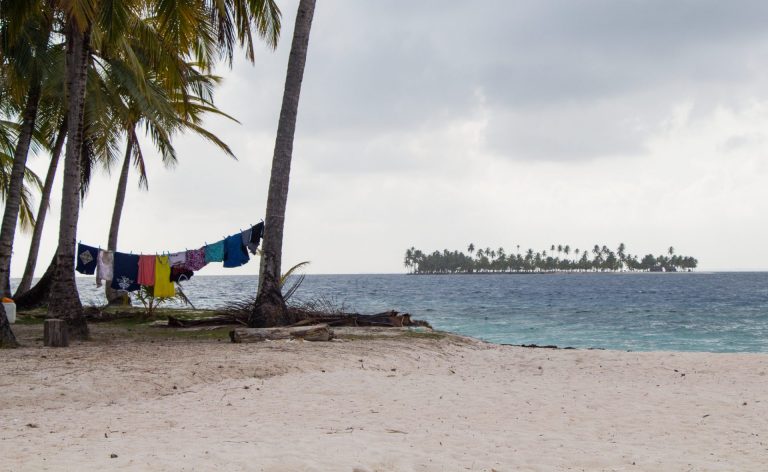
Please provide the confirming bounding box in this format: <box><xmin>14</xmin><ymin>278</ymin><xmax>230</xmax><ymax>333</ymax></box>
<box><xmin>154</xmin><ymin>256</ymin><xmax>175</xmax><ymax>297</ymax></box>
<box><xmin>204</xmin><ymin>240</ymin><xmax>225</xmax><ymax>263</ymax></box>
<box><xmin>168</xmin><ymin>251</ymin><xmax>186</xmax><ymax>267</ymax></box>
<box><xmin>111</xmin><ymin>252</ymin><xmax>140</xmax><ymax>292</ymax></box>
<box><xmin>246</xmin><ymin>221</ymin><xmax>264</xmax><ymax>255</ymax></box>
<box><xmin>223</xmin><ymin>233</ymin><xmax>249</xmax><ymax>268</ymax></box>
<box><xmin>170</xmin><ymin>267</ymin><xmax>194</xmax><ymax>283</ymax></box>
<box><xmin>75</xmin><ymin>243</ymin><xmax>99</xmax><ymax>275</ymax></box>
<box><xmin>96</xmin><ymin>250</ymin><xmax>114</xmax><ymax>287</ymax></box>
<box><xmin>241</xmin><ymin>227</ymin><xmax>252</xmax><ymax>249</ymax></box>
<box><xmin>137</xmin><ymin>255</ymin><xmax>156</xmax><ymax>286</ymax></box>
<box><xmin>182</xmin><ymin>248</ymin><xmax>207</xmax><ymax>271</ymax></box>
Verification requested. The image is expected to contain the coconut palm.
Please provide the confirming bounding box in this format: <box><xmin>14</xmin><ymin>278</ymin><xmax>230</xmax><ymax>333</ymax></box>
<box><xmin>0</xmin><ymin>1</ymin><xmax>55</xmax><ymax>296</ymax></box>
<box><xmin>99</xmin><ymin>32</ymin><xmax>238</xmax><ymax>303</ymax></box>
<box><xmin>0</xmin><ymin>128</ymin><xmax>43</xmax><ymax>235</ymax></box>
<box><xmin>39</xmin><ymin>0</ymin><xmax>281</xmax><ymax>337</ymax></box>
<box><xmin>250</xmin><ymin>0</ymin><xmax>316</xmax><ymax>328</ymax></box>
<box><xmin>12</xmin><ymin>117</ymin><xmax>66</xmax><ymax>296</ymax></box>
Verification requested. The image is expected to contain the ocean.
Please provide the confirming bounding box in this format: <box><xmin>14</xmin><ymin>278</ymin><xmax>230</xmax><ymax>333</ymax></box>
<box><xmin>60</xmin><ymin>272</ymin><xmax>768</xmax><ymax>353</ymax></box>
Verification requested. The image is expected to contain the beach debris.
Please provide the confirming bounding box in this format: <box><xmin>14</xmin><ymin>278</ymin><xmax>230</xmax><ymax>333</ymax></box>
<box><xmin>230</xmin><ymin>324</ymin><xmax>334</xmax><ymax>343</ymax></box>
<box><xmin>163</xmin><ymin>310</ymin><xmax>427</xmax><ymax>331</ymax></box>
<box><xmin>293</xmin><ymin>310</ymin><xmax>427</xmax><ymax>328</ymax></box>
<box><xmin>166</xmin><ymin>314</ymin><xmax>244</xmax><ymax>328</ymax></box>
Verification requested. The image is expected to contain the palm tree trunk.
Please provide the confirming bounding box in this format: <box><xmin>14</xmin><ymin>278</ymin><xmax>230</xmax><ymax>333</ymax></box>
<box><xmin>14</xmin><ymin>253</ymin><xmax>56</xmax><ymax>310</ymax></box>
<box><xmin>0</xmin><ymin>80</ymin><xmax>43</xmax><ymax>297</ymax></box>
<box><xmin>0</xmin><ymin>303</ymin><xmax>18</xmax><ymax>348</ymax></box>
<box><xmin>104</xmin><ymin>129</ymin><xmax>134</xmax><ymax>304</ymax></box>
<box><xmin>47</xmin><ymin>21</ymin><xmax>90</xmax><ymax>339</ymax></box>
<box><xmin>14</xmin><ymin>119</ymin><xmax>67</xmax><ymax>297</ymax></box>
<box><xmin>249</xmin><ymin>0</ymin><xmax>316</xmax><ymax>328</ymax></box>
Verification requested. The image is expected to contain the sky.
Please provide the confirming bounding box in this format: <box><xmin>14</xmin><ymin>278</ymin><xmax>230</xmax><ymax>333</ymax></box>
<box><xmin>11</xmin><ymin>0</ymin><xmax>768</xmax><ymax>276</ymax></box>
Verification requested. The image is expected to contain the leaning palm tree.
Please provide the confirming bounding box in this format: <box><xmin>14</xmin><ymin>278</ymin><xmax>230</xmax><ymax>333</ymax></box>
<box><xmin>13</xmin><ymin>116</ymin><xmax>67</xmax><ymax>297</ymax></box>
<box><xmin>12</xmin><ymin>47</ymin><xmax>72</xmax><ymax>297</ymax></box>
<box><xmin>0</xmin><ymin>1</ymin><xmax>55</xmax><ymax>297</ymax></box>
<box><xmin>0</xmin><ymin>134</ymin><xmax>43</xmax><ymax>234</ymax></box>
<box><xmin>250</xmin><ymin>0</ymin><xmax>316</xmax><ymax>328</ymax></box>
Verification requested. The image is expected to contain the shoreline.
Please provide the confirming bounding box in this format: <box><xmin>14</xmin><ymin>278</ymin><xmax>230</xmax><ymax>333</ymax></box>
<box><xmin>11</xmin><ymin>306</ymin><xmax>768</xmax><ymax>354</ymax></box>
<box><xmin>2</xmin><ymin>320</ymin><xmax>767</xmax><ymax>471</ymax></box>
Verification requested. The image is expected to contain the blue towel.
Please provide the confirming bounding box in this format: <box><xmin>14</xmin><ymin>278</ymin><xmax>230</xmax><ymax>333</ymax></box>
<box><xmin>204</xmin><ymin>240</ymin><xmax>225</xmax><ymax>263</ymax></box>
<box><xmin>76</xmin><ymin>243</ymin><xmax>99</xmax><ymax>275</ymax></box>
<box><xmin>223</xmin><ymin>234</ymin><xmax>249</xmax><ymax>268</ymax></box>
<box><xmin>111</xmin><ymin>252</ymin><xmax>140</xmax><ymax>292</ymax></box>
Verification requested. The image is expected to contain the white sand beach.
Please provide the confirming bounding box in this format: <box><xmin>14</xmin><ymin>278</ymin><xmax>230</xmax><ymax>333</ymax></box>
<box><xmin>1</xmin><ymin>327</ymin><xmax>766</xmax><ymax>471</ymax></box>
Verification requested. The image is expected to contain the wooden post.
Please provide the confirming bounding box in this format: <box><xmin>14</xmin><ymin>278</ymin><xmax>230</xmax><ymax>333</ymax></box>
<box><xmin>44</xmin><ymin>319</ymin><xmax>69</xmax><ymax>347</ymax></box>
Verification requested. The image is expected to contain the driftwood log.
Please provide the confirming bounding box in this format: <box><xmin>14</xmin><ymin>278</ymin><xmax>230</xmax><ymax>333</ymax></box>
<box><xmin>44</xmin><ymin>319</ymin><xmax>69</xmax><ymax>347</ymax></box>
<box><xmin>230</xmin><ymin>324</ymin><xmax>333</xmax><ymax>343</ymax></box>
<box><xmin>163</xmin><ymin>310</ymin><xmax>429</xmax><ymax>330</ymax></box>
<box><xmin>168</xmin><ymin>314</ymin><xmax>243</xmax><ymax>328</ymax></box>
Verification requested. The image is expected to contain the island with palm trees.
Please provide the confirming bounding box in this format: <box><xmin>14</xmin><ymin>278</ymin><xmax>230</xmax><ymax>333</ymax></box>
<box><xmin>404</xmin><ymin>243</ymin><xmax>698</xmax><ymax>274</ymax></box>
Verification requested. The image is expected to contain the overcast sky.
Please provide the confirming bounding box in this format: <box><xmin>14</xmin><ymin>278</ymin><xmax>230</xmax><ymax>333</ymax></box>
<box><xmin>12</xmin><ymin>0</ymin><xmax>768</xmax><ymax>276</ymax></box>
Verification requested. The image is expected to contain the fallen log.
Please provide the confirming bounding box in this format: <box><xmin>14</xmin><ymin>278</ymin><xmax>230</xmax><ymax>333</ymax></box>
<box><xmin>230</xmin><ymin>324</ymin><xmax>333</xmax><ymax>343</ymax></box>
<box><xmin>167</xmin><ymin>314</ymin><xmax>243</xmax><ymax>328</ymax></box>
<box><xmin>290</xmin><ymin>310</ymin><xmax>428</xmax><ymax>328</ymax></box>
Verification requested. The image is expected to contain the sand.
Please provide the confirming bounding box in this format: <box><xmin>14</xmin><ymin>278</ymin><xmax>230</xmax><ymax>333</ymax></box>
<box><xmin>1</xmin><ymin>326</ymin><xmax>767</xmax><ymax>471</ymax></box>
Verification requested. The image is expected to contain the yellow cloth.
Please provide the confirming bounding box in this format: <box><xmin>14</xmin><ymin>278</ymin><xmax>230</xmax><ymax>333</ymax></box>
<box><xmin>153</xmin><ymin>256</ymin><xmax>175</xmax><ymax>298</ymax></box>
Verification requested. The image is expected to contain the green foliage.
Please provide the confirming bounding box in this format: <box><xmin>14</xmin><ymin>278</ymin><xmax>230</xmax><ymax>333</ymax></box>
<box><xmin>134</xmin><ymin>284</ymin><xmax>191</xmax><ymax>319</ymax></box>
<box><xmin>404</xmin><ymin>243</ymin><xmax>699</xmax><ymax>274</ymax></box>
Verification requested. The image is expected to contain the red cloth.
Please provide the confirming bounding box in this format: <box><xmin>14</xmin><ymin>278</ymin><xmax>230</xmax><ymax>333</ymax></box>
<box><xmin>137</xmin><ymin>255</ymin><xmax>156</xmax><ymax>286</ymax></box>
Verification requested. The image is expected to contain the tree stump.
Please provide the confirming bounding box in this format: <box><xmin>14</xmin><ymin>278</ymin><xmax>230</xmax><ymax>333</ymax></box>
<box><xmin>44</xmin><ymin>319</ymin><xmax>69</xmax><ymax>347</ymax></box>
<box><xmin>230</xmin><ymin>324</ymin><xmax>333</xmax><ymax>343</ymax></box>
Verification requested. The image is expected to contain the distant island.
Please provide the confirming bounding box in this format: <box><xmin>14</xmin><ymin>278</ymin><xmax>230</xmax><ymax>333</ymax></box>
<box><xmin>404</xmin><ymin>243</ymin><xmax>698</xmax><ymax>274</ymax></box>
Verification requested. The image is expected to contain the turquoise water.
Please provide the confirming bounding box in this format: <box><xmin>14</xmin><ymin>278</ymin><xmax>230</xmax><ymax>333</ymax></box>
<box><xmin>68</xmin><ymin>272</ymin><xmax>768</xmax><ymax>352</ymax></box>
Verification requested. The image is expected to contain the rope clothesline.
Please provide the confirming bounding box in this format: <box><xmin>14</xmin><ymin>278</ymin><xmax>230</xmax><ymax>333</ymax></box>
<box><xmin>75</xmin><ymin>222</ymin><xmax>264</xmax><ymax>293</ymax></box>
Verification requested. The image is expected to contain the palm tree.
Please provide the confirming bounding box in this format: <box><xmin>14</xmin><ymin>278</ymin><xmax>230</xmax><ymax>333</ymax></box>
<box><xmin>467</xmin><ymin>243</ymin><xmax>475</xmax><ymax>256</ymax></box>
<box><xmin>617</xmin><ymin>242</ymin><xmax>626</xmax><ymax>270</ymax></box>
<box><xmin>668</xmin><ymin>246</ymin><xmax>675</xmax><ymax>257</ymax></box>
<box><xmin>250</xmin><ymin>0</ymin><xmax>315</xmax><ymax>328</ymax></box>
<box><xmin>42</xmin><ymin>0</ymin><xmax>281</xmax><ymax>336</ymax></box>
<box><xmin>0</xmin><ymin>1</ymin><xmax>54</xmax><ymax>296</ymax></box>
<box><xmin>46</xmin><ymin>2</ymin><xmax>96</xmax><ymax>338</ymax></box>
<box><xmin>13</xmin><ymin>118</ymin><xmax>67</xmax><ymax>296</ymax></box>
<box><xmin>404</xmin><ymin>247</ymin><xmax>414</xmax><ymax>272</ymax></box>
<box><xmin>101</xmin><ymin>50</ymin><xmax>237</xmax><ymax>303</ymax></box>
<box><xmin>0</xmin><ymin>127</ymin><xmax>43</xmax><ymax>235</ymax></box>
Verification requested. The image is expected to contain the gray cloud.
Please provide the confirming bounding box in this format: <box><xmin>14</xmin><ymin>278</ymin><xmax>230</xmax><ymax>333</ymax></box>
<box><xmin>286</xmin><ymin>0</ymin><xmax>768</xmax><ymax>161</ymax></box>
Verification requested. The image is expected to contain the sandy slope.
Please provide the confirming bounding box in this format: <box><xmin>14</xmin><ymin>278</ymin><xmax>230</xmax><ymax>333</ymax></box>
<box><xmin>0</xmin><ymin>327</ymin><xmax>766</xmax><ymax>471</ymax></box>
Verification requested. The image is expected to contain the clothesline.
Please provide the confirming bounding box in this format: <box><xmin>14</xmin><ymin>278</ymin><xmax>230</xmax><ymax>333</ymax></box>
<box><xmin>75</xmin><ymin>222</ymin><xmax>264</xmax><ymax>296</ymax></box>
